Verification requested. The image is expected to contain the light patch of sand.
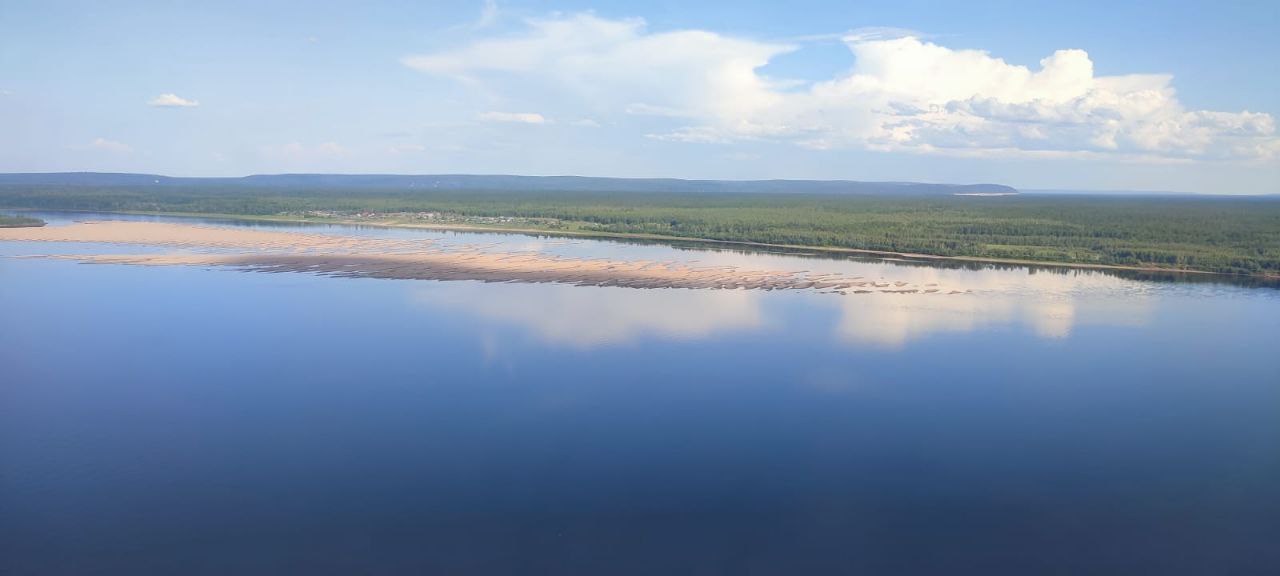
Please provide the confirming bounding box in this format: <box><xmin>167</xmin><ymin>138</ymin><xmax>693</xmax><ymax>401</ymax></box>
<box><xmin>0</xmin><ymin>220</ymin><xmax>435</xmax><ymax>254</ymax></box>
<box><xmin>2</xmin><ymin>221</ymin><xmax>972</xmax><ymax>294</ymax></box>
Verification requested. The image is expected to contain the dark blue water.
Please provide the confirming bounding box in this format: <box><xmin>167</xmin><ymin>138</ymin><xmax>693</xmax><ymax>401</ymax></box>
<box><xmin>2</xmin><ymin>214</ymin><xmax>1278</xmax><ymax>574</ymax></box>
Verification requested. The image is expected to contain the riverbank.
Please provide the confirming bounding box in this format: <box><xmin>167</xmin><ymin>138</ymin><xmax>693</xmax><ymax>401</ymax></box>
<box><xmin>0</xmin><ymin>220</ymin><xmax>965</xmax><ymax>294</ymax></box>
<box><xmin>18</xmin><ymin>208</ymin><xmax>1273</xmax><ymax>281</ymax></box>
<box><xmin>4</xmin><ymin>188</ymin><xmax>1277</xmax><ymax>276</ymax></box>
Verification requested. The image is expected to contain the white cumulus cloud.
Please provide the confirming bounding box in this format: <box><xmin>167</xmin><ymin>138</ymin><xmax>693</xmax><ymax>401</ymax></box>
<box><xmin>147</xmin><ymin>93</ymin><xmax>200</xmax><ymax>108</ymax></box>
<box><xmin>405</xmin><ymin>14</ymin><xmax>792</xmax><ymax>130</ymax></box>
<box><xmin>404</xmin><ymin>13</ymin><xmax>1277</xmax><ymax>161</ymax></box>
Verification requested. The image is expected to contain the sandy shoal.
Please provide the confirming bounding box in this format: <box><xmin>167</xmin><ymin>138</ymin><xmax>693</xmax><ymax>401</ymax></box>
<box><xmin>1</xmin><ymin>221</ymin><xmax>967</xmax><ymax>294</ymax></box>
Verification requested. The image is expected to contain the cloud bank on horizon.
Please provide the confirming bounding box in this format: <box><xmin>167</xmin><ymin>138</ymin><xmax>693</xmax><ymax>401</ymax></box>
<box><xmin>404</xmin><ymin>13</ymin><xmax>1277</xmax><ymax>164</ymax></box>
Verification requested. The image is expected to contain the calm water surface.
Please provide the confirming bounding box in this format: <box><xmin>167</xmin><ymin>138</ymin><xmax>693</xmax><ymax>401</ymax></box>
<box><xmin>2</xmin><ymin>212</ymin><xmax>1278</xmax><ymax>574</ymax></box>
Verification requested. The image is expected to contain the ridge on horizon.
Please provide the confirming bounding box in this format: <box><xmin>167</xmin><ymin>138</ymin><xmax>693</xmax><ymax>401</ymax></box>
<box><xmin>0</xmin><ymin>172</ymin><xmax>1019</xmax><ymax>196</ymax></box>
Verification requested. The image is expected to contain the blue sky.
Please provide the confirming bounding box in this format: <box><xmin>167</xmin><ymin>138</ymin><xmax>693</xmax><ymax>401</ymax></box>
<box><xmin>2</xmin><ymin>0</ymin><xmax>1277</xmax><ymax>193</ymax></box>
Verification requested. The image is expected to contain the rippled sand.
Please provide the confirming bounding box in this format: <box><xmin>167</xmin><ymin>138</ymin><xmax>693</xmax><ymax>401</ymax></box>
<box><xmin>1</xmin><ymin>221</ymin><xmax>968</xmax><ymax>294</ymax></box>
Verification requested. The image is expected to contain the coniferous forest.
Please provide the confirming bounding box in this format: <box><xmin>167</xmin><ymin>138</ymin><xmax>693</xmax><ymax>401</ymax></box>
<box><xmin>3</xmin><ymin>185</ymin><xmax>1277</xmax><ymax>276</ymax></box>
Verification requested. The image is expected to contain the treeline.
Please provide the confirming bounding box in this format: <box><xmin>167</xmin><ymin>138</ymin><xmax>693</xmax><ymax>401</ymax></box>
<box><xmin>2</xmin><ymin>185</ymin><xmax>1278</xmax><ymax>275</ymax></box>
<box><xmin>0</xmin><ymin>213</ymin><xmax>45</xmax><ymax>227</ymax></box>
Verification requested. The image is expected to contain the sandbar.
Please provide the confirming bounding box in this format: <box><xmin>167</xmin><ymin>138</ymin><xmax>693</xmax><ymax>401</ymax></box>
<box><xmin>1</xmin><ymin>221</ymin><xmax>968</xmax><ymax>294</ymax></box>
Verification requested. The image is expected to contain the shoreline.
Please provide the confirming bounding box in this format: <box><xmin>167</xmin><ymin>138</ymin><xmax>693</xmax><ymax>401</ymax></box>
<box><xmin>0</xmin><ymin>220</ymin><xmax>964</xmax><ymax>294</ymax></box>
<box><xmin>6</xmin><ymin>207</ymin><xmax>1278</xmax><ymax>280</ymax></box>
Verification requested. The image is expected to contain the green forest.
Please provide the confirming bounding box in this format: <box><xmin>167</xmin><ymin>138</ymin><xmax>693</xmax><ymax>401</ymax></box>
<box><xmin>0</xmin><ymin>213</ymin><xmax>44</xmax><ymax>227</ymax></box>
<box><xmin>3</xmin><ymin>185</ymin><xmax>1278</xmax><ymax>276</ymax></box>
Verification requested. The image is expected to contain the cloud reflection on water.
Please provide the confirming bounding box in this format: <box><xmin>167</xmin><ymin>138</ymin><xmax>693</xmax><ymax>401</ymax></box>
<box><xmin>415</xmin><ymin>283</ymin><xmax>765</xmax><ymax>349</ymax></box>
<box><xmin>412</xmin><ymin>265</ymin><xmax>1154</xmax><ymax>352</ymax></box>
<box><xmin>835</xmin><ymin>269</ymin><xmax>1153</xmax><ymax>348</ymax></box>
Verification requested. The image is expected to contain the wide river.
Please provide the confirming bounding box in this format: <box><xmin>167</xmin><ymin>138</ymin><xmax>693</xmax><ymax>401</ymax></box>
<box><xmin>2</xmin><ymin>212</ymin><xmax>1278</xmax><ymax>574</ymax></box>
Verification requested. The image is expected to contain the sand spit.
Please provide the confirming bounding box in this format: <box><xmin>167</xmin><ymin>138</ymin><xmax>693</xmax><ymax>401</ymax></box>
<box><xmin>0</xmin><ymin>221</ymin><xmax>435</xmax><ymax>254</ymax></box>
<box><xmin>1</xmin><ymin>221</ymin><xmax>969</xmax><ymax>294</ymax></box>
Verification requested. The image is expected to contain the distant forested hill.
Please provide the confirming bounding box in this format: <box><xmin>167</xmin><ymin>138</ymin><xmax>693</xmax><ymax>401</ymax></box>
<box><xmin>0</xmin><ymin>172</ymin><xmax>1017</xmax><ymax>196</ymax></box>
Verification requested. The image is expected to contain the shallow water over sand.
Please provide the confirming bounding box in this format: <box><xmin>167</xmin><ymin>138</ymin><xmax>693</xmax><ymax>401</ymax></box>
<box><xmin>2</xmin><ymin>212</ymin><xmax>1278</xmax><ymax>574</ymax></box>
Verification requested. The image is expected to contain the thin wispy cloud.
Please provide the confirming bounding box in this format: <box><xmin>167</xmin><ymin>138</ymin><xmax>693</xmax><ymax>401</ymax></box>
<box><xmin>478</xmin><ymin>111</ymin><xmax>548</xmax><ymax>124</ymax></box>
<box><xmin>475</xmin><ymin>0</ymin><xmax>500</xmax><ymax>30</ymax></box>
<box><xmin>89</xmin><ymin>137</ymin><xmax>133</xmax><ymax>154</ymax></box>
<box><xmin>790</xmin><ymin>26</ymin><xmax>928</xmax><ymax>44</ymax></box>
<box><xmin>840</xmin><ymin>26</ymin><xmax>929</xmax><ymax>42</ymax></box>
<box><xmin>148</xmin><ymin>93</ymin><xmax>200</xmax><ymax>108</ymax></box>
<box><xmin>446</xmin><ymin>0</ymin><xmax>502</xmax><ymax>33</ymax></box>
